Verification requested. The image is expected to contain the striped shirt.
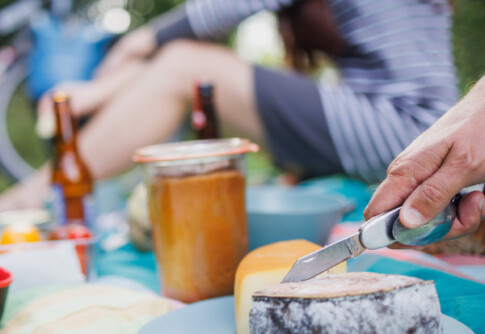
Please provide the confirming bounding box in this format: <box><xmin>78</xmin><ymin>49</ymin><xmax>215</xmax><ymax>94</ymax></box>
<box><xmin>157</xmin><ymin>0</ymin><xmax>457</xmax><ymax>183</ymax></box>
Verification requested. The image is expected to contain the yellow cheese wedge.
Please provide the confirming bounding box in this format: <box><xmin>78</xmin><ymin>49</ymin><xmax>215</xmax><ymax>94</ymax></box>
<box><xmin>234</xmin><ymin>239</ymin><xmax>347</xmax><ymax>334</ymax></box>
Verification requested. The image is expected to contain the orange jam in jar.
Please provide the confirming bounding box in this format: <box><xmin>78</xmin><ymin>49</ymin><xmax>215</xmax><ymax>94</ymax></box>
<box><xmin>134</xmin><ymin>139</ymin><xmax>259</xmax><ymax>303</ymax></box>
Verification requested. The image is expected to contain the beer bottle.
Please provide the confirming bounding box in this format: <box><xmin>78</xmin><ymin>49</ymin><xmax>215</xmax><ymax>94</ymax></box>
<box><xmin>51</xmin><ymin>91</ymin><xmax>94</xmax><ymax>227</ymax></box>
<box><xmin>192</xmin><ymin>81</ymin><xmax>220</xmax><ymax>140</ymax></box>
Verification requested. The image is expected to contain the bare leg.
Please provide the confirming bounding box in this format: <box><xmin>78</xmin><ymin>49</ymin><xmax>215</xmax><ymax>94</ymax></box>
<box><xmin>38</xmin><ymin>60</ymin><xmax>147</xmax><ymax>119</ymax></box>
<box><xmin>81</xmin><ymin>40</ymin><xmax>265</xmax><ymax>179</ymax></box>
<box><xmin>0</xmin><ymin>166</ymin><xmax>50</xmax><ymax>210</ymax></box>
<box><xmin>0</xmin><ymin>41</ymin><xmax>265</xmax><ymax>208</ymax></box>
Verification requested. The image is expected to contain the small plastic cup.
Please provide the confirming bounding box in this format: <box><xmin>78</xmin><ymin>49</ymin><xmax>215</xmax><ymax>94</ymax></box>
<box><xmin>0</xmin><ymin>267</ymin><xmax>13</xmax><ymax>323</ymax></box>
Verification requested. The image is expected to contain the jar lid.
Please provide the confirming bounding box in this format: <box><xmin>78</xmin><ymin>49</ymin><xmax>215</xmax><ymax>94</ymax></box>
<box><xmin>133</xmin><ymin>138</ymin><xmax>259</xmax><ymax>163</ymax></box>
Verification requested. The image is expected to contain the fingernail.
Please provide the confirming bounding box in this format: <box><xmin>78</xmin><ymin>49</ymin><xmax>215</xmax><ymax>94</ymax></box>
<box><xmin>402</xmin><ymin>208</ymin><xmax>426</xmax><ymax>228</ymax></box>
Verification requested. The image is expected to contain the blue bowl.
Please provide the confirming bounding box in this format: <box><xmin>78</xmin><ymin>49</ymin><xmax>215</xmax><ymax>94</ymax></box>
<box><xmin>246</xmin><ymin>186</ymin><xmax>352</xmax><ymax>250</ymax></box>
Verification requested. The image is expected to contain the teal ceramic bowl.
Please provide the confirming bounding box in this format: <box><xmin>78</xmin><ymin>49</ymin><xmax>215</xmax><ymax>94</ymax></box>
<box><xmin>246</xmin><ymin>186</ymin><xmax>353</xmax><ymax>250</ymax></box>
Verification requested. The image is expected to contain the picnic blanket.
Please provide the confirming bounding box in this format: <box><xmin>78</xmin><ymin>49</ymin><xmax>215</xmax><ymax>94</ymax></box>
<box><xmin>3</xmin><ymin>176</ymin><xmax>483</xmax><ymax>333</ymax></box>
<box><xmin>5</xmin><ymin>238</ymin><xmax>482</xmax><ymax>333</ymax></box>
<box><xmin>94</xmin><ymin>237</ymin><xmax>485</xmax><ymax>333</ymax></box>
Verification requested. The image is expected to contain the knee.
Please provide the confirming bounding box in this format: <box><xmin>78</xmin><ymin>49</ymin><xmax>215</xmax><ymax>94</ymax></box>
<box><xmin>152</xmin><ymin>40</ymin><xmax>204</xmax><ymax>71</ymax></box>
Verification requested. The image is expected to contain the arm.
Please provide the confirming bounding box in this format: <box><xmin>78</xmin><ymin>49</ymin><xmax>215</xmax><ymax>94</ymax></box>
<box><xmin>97</xmin><ymin>0</ymin><xmax>300</xmax><ymax>77</ymax></box>
<box><xmin>151</xmin><ymin>6</ymin><xmax>196</xmax><ymax>45</ymax></box>
<box><xmin>175</xmin><ymin>0</ymin><xmax>302</xmax><ymax>40</ymax></box>
<box><xmin>96</xmin><ymin>5</ymin><xmax>194</xmax><ymax>77</ymax></box>
<box><xmin>364</xmin><ymin>76</ymin><xmax>485</xmax><ymax>239</ymax></box>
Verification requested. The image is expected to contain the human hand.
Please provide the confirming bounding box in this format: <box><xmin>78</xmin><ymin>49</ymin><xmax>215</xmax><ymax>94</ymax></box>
<box><xmin>95</xmin><ymin>27</ymin><xmax>157</xmax><ymax>78</ymax></box>
<box><xmin>364</xmin><ymin>78</ymin><xmax>485</xmax><ymax>240</ymax></box>
<box><xmin>36</xmin><ymin>81</ymin><xmax>105</xmax><ymax>138</ymax></box>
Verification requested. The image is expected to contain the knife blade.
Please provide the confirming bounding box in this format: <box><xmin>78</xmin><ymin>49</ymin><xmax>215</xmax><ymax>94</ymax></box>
<box><xmin>281</xmin><ymin>232</ymin><xmax>365</xmax><ymax>283</ymax></box>
<box><xmin>282</xmin><ymin>206</ymin><xmax>400</xmax><ymax>283</ymax></box>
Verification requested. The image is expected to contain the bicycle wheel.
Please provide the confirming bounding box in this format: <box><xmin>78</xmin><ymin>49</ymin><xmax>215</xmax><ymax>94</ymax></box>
<box><xmin>0</xmin><ymin>58</ymin><xmax>49</xmax><ymax>182</ymax></box>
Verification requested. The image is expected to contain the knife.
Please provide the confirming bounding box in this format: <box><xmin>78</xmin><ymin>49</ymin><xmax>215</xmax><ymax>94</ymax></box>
<box><xmin>281</xmin><ymin>184</ymin><xmax>485</xmax><ymax>284</ymax></box>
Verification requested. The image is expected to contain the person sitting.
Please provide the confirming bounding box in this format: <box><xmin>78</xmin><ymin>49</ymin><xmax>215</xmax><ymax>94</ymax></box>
<box><xmin>0</xmin><ymin>0</ymin><xmax>457</xmax><ymax>210</ymax></box>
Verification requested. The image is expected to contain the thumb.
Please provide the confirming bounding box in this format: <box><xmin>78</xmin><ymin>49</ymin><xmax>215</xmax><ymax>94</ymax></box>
<box><xmin>399</xmin><ymin>164</ymin><xmax>468</xmax><ymax>228</ymax></box>
<box><xmin>95</xmin><ymin>49</ymin><xmax>129</xmax><ymax>78</ymax></box>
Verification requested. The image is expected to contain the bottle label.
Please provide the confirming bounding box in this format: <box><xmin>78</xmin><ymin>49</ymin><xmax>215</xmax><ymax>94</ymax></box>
<box><xmin>51</xmin><ymin>184</ymin><xmax>67</xmax><ymax>225</ymax></box>
<box><xmin>192</xmin><ymin>110</ymin><xmax>207</xmax><ymax>130</ymax></box>
<box><xmin>50</xmin><ymin>183</ymin><xmax>96</xmax><ymax>229</ymax></box>
<box><xmin>82</xmin><ymin>194</ymin><xmax>96</xmax><ymax>230</ymax></box>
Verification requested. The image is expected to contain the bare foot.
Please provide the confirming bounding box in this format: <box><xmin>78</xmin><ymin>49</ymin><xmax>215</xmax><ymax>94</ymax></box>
<box><xmin>0</xmin><ymin>166</ymin><xmax>50</xmax><ymax>211</ymax></box>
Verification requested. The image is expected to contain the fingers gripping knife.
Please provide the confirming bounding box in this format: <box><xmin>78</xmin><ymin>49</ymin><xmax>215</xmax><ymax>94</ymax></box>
<box><xmin>282</xmin><ymin>184</ymin><xmax>485</xmax><ymax>283</ymax></box>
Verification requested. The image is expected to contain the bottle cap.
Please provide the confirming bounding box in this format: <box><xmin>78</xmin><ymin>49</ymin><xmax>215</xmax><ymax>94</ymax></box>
<box><xmin>52</xmin><ymin>91</ymin><xmax>69</xmax><ymax>103</ymax></box>
<box><xmin>198</xmin><ymin>82</ymin><xmax>213</xmax><ymax>98</ymax></box>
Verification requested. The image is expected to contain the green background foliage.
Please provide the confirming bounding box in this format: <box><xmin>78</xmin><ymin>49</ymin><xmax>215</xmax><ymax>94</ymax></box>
<box><xmin>452</xmin><ymin>0</ymin><xmax>485</xmax><ymax>93</ymax></box>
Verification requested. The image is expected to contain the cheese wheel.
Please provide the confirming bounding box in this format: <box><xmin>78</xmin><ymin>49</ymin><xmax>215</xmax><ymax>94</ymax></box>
<box><xmin>250</xmin><ymin>272</ymin><xmax>442</xmax><ymax>334</ymax></box>
<box><xmin>234</xmin><ymin>240</ymin><xmax>346</xmax><ymax>334</ymax></box>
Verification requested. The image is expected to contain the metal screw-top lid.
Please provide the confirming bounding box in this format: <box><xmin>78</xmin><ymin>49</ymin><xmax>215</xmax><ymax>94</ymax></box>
<box><xmin>198</xmin><ymin>82</ymin><xmax>213</xmax><ymax>98</ymax></box>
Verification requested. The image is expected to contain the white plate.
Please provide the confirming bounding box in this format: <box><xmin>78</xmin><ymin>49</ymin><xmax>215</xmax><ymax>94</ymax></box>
<box><xmin>138</xmin><ymin>296</ymin><xmax>473</xmax><ymax>334</ymax></box>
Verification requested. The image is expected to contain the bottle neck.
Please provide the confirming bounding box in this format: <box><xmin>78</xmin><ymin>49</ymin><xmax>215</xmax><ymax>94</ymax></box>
<box><xmin>201</xmin><ymin>95</ymin><xmax>215</xmax><ymax>115</ymax></box>
<box><xmin>54</xmin><ymin>101</ymin><xmax>78</xmax><ymax>150</ymax></box>
<box><xmin>193</xmin><ymin>84</ymin><xmax>219</xmax><ymax>139</ymax></box>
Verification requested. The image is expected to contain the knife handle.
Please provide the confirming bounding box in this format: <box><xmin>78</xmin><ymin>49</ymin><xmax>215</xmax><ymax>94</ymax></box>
<box><xmin>360</xmin><ymin>207</ymin><xmax>399</xmax><ymax>250</ymax></box>
<box><xmin>361</xmin><ymin>184</ymin><xmax>485</xmax><ymax>249</ymax></box>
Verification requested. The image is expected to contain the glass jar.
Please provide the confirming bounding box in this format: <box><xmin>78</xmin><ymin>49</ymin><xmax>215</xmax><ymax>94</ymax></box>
<box><xmin>134</xmin><ymin>138</ymin><xmax>259</xmax><ymax>303</ymax></box>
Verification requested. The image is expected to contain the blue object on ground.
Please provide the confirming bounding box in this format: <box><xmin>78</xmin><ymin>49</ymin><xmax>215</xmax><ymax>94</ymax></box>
<box><xmin>95</xmin><ymin>243</ymin><xmax>159</xmax><ymax>294</ymax></box>
<box><xmin>300</xmin><ymin>176</ymin><xmax>375</xmax><ymax>221</ymax></box>
<box><xmin>246</xmin><ymin>186</ymin><xmax>352</xmax><ymax>249</ymax></box>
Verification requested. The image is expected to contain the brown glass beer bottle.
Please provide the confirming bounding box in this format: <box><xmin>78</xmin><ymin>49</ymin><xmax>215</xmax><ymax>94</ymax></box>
<box><xmin>51</xmin><ymin>91</ymin><xmax>95</xmax><ymax>227</ymax></box>
<box><xmin>192</xmin><ymin>81</ymin><xmax>220</xmax><ymax>140</ymax></box>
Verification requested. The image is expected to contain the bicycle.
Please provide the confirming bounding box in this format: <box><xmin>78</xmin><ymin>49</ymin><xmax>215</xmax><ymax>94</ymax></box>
<box><xmin>0</xmin><ymin>0</ymin><xmax>115</xmax><ymax>184</ymax></box>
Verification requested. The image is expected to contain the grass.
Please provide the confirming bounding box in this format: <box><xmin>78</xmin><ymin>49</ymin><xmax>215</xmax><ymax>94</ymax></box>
<box><xmin>7</xmin><ymin>84</ymin><xmax>49</xmax><ymax>169</ymax></box>
<box><xmin>0</xmin><ymin>84</ymin><xmax>49</xmax><ymax>192</ymax></box>
<box><xmin>452</xmin><ymin>0</ymin><xmax>485</xmax><ymax>93</ymax></box>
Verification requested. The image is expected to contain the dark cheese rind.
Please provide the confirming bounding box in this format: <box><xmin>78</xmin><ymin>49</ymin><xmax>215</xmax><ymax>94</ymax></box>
<box><xmin>249</xmin><ymin>273</ymin><xmax>442</xmax><ymax>334</ymax></box>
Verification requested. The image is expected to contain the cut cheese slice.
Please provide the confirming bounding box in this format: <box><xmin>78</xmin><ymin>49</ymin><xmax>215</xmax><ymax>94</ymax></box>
<box><xmin>250</xmin><ymin>272</ymin><xmax>442</xmax><ymax>334</ymax></box>
<box><xmin>234</xmin><ymin>240</ymin><xmax>346</xmax><ymax>334</ymax></box>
